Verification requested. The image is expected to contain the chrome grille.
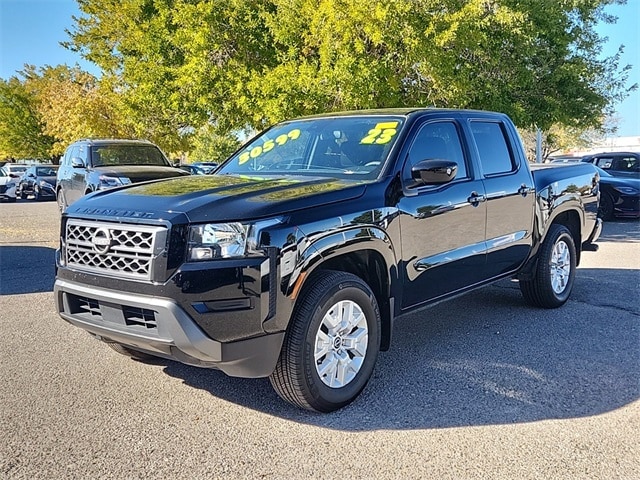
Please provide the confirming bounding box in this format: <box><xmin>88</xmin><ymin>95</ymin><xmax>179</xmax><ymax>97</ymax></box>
<box><xmin>64</xmin><ymin>219</ymin><xmax>167</xmax><ymax>281</ymax></box>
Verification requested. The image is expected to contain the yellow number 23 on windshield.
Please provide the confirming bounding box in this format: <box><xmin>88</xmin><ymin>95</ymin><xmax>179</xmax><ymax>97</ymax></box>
<box><xmin>360</xmin><ymin>122</ymin><xmax>399</xmax><ymax>145</ymax></box>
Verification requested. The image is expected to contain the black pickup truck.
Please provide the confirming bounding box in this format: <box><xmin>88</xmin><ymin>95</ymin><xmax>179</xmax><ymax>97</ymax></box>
<box><xmin>54</xmin><ymin>108</ymin><xmax>601</xmax><ymax>412</ymax></box>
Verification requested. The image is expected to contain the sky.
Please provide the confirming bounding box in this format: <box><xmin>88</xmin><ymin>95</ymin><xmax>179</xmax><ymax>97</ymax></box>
<box><xmin>0</xmin><ymin>0</ymin><xmax>638</xmax><ymax>137</ymax></box>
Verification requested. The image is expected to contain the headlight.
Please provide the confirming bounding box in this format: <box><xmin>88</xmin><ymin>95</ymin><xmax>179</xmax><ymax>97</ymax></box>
<box><xmin>188</xmin><ymin>223</ymin><xmax>247</xmax><ymax>260</ymax></box>
<box><xmin>614</xmin><ymin>186</ymin><xmax>640</xmax><ymax>195</ymax></box>
<box><xmin>39</xmin><ymin>180</ymin><xmax>54</xmax><ymax>189</ymax></box>
<box><xmin>98</xmin><ymin>175</ymin><xmax>131</xmax><ymax>190</ymax></box>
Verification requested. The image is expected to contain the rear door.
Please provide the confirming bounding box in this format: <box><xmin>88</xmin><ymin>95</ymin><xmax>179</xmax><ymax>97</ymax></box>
<box><xmin>466</xmin><ymin>117</ymin><xmax>535</xmax><ymax>278</ymax></box>
<box><xmin>398</xmin><ymin>117</ymin><xmax>487</xmax><ymax>308</ymax></box>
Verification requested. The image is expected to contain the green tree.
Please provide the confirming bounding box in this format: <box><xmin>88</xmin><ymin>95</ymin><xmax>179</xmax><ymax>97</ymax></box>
<box><xmin>1</xmin><ymin>64</ymin><xmax>187</xmax><ymax>159</ymax></box>
<box><xmin>189</xmin><ymin>124</ymin><xmax>242</xmax><ymax>163</ymax></box>
<box><xmin>0</xmin><ymin>76</ymin><xmax>55</xmax><ymax>160</ymax></box>
<box><xmin>67</xmin><ymin>0</ymin><xmax>636</xmax><ymax>134</ymax></box>
<box><xmin>22</xmin><ymin>65</ymin><xmax>137</xmax><ymax>156</ymax></box>
<box><xmin>519</xmin><ymin>124</ymin><xmax>608</xmax><ymax>162</ymax></box>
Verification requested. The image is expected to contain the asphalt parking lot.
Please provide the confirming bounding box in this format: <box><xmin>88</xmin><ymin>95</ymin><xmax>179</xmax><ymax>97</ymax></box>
<box><xmin>1</xmin><ymin>199</ymin><xmax>638</xmax><ymax>479</ymax></box>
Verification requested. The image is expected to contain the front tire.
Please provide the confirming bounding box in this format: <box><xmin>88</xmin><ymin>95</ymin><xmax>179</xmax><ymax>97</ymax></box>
<box><xmin>269</xmin><ymin>270</ymin><xmax>381</xmax><ymax>412</ymax></box>
<box><xmin>56</xmin><ymin>189</ymin><xmax>67</xmax><ymax>213</ymax></box>
<box><xmin>520</xmin><ymin>224</ymin><xmax>576</xmax><ymax>308</ymax></box>
<box><xmin>598</xmin><ymin>193</ymin><xmax>614</xmax><ymax>221</ymax></box>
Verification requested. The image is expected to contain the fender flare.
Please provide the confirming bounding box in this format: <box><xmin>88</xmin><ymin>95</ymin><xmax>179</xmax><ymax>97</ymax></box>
<box><xmin>285</xmin><ymin>225</ymin><xmax>398</xmax><ymax>297</ymax></box>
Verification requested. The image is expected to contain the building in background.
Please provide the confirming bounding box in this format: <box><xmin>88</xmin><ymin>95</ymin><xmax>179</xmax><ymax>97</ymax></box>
<box><xmin>575</xmin><ymin>136</ymin><xmax>640</xmax><ymax>156</ymax></box>
<box><xmin>551</xmin><ymin>136</ymin><xmax>640</xmax><ymax>162</ymax></box>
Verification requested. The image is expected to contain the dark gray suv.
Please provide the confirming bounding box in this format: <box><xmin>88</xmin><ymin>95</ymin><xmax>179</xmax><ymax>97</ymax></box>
<box><xmin>56</xmin><ymin>139</ymin><xmax>189</xmax><ymax>211</ymax></box>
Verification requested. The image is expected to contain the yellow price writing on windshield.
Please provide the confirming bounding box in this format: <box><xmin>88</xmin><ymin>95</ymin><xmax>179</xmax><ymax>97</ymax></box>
<box><xmin>238</xmin><ymin>129</ymin><xmax>301</xmax><ymax>165</ymax></box>
<box><xmin>360</xmin><ymin>122</ymin><xmax>399</xmax><ymax>145</ymax></box>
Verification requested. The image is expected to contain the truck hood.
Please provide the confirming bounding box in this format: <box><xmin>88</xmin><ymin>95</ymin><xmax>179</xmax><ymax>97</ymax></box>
<box><xmin>92</xmin><ymin>165</ymin><xmax>189</xmax><ymax>183</ymax></box>
<box><xmin>68</xmin><ymin>174</ymin><xmax>368</xmax><ymax>223</ymax></box>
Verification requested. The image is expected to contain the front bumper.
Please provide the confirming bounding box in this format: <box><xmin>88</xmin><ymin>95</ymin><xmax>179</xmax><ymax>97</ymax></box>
<box><xmin>0</xmin><ymin>184</ymin><xmax>16</xmax><ymax>200</ymax></box>
<box><xmin>54</xmin><ymin>278</ymin><xmax>285</xmax><ymax>377</ymax></box>
<box><xmin>35</xmin><ymin>184</ymin><xmax>56</xmax><ymax>198</ymax></box>
<box><xmin>614</xmin><ymin>195</ymin><xmax>640</xmax><ymax>218</ymax></box>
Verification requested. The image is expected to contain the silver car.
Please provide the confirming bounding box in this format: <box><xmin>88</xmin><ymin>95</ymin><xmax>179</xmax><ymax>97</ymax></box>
<box><xmin>0</xmin><ymin>166</ymin><xmax>18</xmax><ymax>202</ymax></box>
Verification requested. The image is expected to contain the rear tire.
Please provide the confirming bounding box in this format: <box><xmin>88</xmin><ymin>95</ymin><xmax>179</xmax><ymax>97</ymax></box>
<box><xmin>269</xmin><ymin>270</ymin><xmax>381</xmax><ymax>412</ymax></box>
<box><xmin>520</xmin><ymin>224</ymin><xmax>576</xmax><ymax>308</ymax></box>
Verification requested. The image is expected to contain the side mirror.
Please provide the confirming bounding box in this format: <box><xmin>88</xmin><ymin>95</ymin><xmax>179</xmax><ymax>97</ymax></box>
<box><xmin>411</xmin><ymin>159</ymin><xmax>458</xmax><ymax>186</ymax></box>
<box><xmin>71</xmin><ymin>157</ymin><xmax>85</xmax><ymax>168</ymax></box>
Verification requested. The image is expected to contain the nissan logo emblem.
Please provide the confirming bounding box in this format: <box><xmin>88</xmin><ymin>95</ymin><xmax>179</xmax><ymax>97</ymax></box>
<box><xmin>91</xmin><ymin>227</ymin><xmax>112</xmax><ymax>254</ymax></box>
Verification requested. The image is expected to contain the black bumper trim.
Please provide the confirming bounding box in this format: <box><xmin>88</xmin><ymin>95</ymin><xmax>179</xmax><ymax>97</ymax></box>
<box><xmin>55</xmin><ymin>278</ymin><xmax>285</xmax><ymax>377</ymax></box>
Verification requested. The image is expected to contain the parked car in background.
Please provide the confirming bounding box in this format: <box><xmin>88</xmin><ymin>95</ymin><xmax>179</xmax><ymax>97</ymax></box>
<box><xmin>594</xmin><ymin>166</ymin><xmax>640</xmax><ymax>220</ymax></box>
<box><xmin>177</xmin><ymin>164</ymin><xmax>207</xmax><ymax>175</ymax></box>
<box><xmin>581</xmin><ymin>152</ymin><xmax>640</xmax><ymax>178</ymax></box>
<box><xmin>0</xmin><ymin>166</ymin><xmax>18</xmax><ymax>202</ymax></box>
<box><xmin>549</xmin><ymin>155</ymin><xmax>581</xmax><ymax>164</ymax></box>
<box><xmin>56</xmin><ymin>138</ymin><xmax>190</xmax><ymax>212</ymax></box>
<box><xmin>192</xmin><ymin>161</ymin><xmax>219</xmax><ymax>173</ymax></box>
<box><xmin>3</xmin><ymin>163</ymin><xmax>29</xmax><ymax>181</ymax></box>
<box><xmin>17</xmin><ymin>165</ymin><xmax>59</xmax><ymax>201</ymax></box>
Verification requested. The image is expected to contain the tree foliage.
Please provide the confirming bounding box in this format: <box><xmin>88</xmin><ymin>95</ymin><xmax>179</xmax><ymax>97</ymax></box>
<box><xmin>1</xmin><ymin>64</ymin><xmax>189</xmax><ymax>159</ymax></box>
<box><xmin>519</xmin><ymin>124</ymin><xmax>609</xmax><ymax>162</ymax></box>
<box><xmin>66</xmin><ymin>0</ymin><xmax>635</xmax><ymax>134</ymax></box>
<box><xmin>22</xmin><ymin>65</ymin><xmax>138</xmax><ymax>156</ymax></box>
<box><xmin>189</xmin><ymin>124</ymin><xmax>242</xmax><ymax>163</ymax></box>
<box><xmin>1</xmin><ymin>0</ymin><xmax>636</xmax><ymax>161</ymax></box>
<box><xmin>0</xmin><ymin>76</ymin><xmax>55</xmax><ymax>159</ymax></box>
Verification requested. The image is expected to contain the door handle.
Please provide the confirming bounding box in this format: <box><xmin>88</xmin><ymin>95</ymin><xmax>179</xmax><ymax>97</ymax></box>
<box><xmin>518</xmin><ymin>184</ymin><xmax>529</xmax><ymax>197</ymax></box>
<box><xmin>467</xmin><ymin>191</ymin><xmax>487</xmax><ymax>207</ymax></box>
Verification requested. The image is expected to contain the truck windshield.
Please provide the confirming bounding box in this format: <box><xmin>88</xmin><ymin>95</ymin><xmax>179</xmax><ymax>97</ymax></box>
<box><xmin>90</xmin><ymin>145</ymin><xmax>170</xmax><ymax>167</ymax></box>
<box><xmin>217</xmin><ymin>116</ymin><xmax>405</xmax><ymax>180</ymax></box>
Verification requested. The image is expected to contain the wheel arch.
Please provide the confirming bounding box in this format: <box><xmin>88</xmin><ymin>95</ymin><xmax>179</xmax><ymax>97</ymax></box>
<box><xmin>287</xmin><ymin>228</ymin><xmax>397</xmax><ymax>351</ymax></box>
<box><xmin>520</xmin><ymin>207</ymin><xmax>582</xmax><ymax>281</ymax></box>
<box><xmin>546</xmin><ymin>209</ymin><xmax>582</xmax><ymax>265</ymax></box>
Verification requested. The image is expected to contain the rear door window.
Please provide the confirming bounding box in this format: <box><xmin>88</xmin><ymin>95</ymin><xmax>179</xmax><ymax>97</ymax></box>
<box><xmin>470</xmin><ymin>122</ymin><xmax>516</xmax><ymax>176</ymax></box>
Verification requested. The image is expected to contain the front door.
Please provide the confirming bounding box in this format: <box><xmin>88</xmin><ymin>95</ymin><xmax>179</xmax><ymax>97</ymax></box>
<box><xmin>398</xmin><ymin>120</ymin><xmax>487</xmax><ymax>309</ymax></box>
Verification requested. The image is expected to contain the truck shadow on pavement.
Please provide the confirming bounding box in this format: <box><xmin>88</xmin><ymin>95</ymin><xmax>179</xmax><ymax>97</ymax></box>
<box><xmin>0</xmin><ymin>246</ymin><xmax>56</xmax><ymax>295</ymax></box>
<box><xmin>162</xmin><ymin>265</ymin><xmax>639</xmax><ymax>430</ymax></box>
